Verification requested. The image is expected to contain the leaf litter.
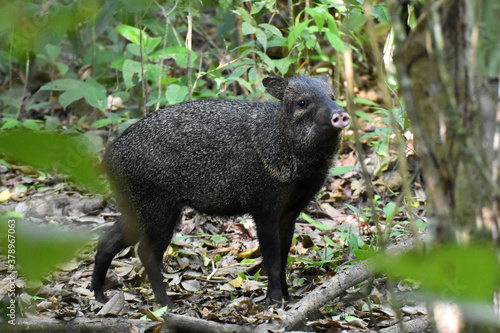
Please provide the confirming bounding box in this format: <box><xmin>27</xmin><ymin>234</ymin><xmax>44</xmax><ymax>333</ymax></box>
<box><xmin>0</xmin><ymin>103</ymin><xmax>427</xmax><ymax>331</ymax></box>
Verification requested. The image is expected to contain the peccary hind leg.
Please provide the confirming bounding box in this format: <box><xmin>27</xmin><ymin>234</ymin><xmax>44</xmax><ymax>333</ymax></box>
<box><xmin>91</xmin><ymin>196</ymin><xmax>179</xmax><ymax>307</ymax></box>
<box><xmin>90</xmin><ymin>215</ymin><xmax>138</xmax><ymax>303</ymax></box>
<box><xmin>135</xmin><ymin>197</ymin><xmax>180</xmax><ymax>307</ymax></box>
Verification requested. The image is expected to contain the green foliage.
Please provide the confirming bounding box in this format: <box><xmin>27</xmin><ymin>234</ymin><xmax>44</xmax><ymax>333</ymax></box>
<box><xmin>370</xmin><ymin>243</ymin><xmax>499</xmax><ymax>302</ymax></box>
<box><xmin>0</xmin><ymin>130</ymin><xmax>105</xmax><ymax>193</ymax></box>
<box><xmin>0</xmin><ymin>214</ymin><xmax>92</xmax><ymax>282</ymax></box>
<box><xmin>330</xmin><ymin>165</ymin><xmax>355</xmax><ymax>176</ymax></box>
<box><xmin>0</xmin><ymin>0</ymin><xmax>397</xmax><ymax>128</ymax></box>
<box><xmin>301</xmin><ymin>212</ymin><xmax>333</xmax><ymax>231</ymax></box>
<box><xmin>476</xmin><ymin>0</ymin><xmax>500</xmax><ymax>76</ymax></box>
<box><xmin>40</xmin><ymin>77</ymin><xmax>107</xmax><ymax>111</ymax></box>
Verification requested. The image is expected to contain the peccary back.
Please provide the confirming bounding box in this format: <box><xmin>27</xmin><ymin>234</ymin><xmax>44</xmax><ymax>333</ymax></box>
<box><xmin>90</xmin><ymin>75</ymin><xmax>350</xmax><ymax>307</ymax></box>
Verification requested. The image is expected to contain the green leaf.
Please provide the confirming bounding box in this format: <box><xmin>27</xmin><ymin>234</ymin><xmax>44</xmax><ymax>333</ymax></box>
<box><xmin>122</xmin><ymin>59</ymin><xmax>142</xmax><ymax>90</ymax></box>
<box><xmin>229</xmin><ymin>65</ymin><xmax>251</xmax><ymax>80</ymax></box>
<box><xmin>0</xmin><ymin>130</ymin><xmax>105</xmax><ymax>193</ymax></box>
<box><xmin>301</xmin><ymin>212</ymin><xmax>333</xmax><ymax>230</ymax></box>
<box><xmin>45</xmin><ymin>44</ymin><xmax>61</xmax><ymax>61</ymax></box>
<box><xmin>260</xmin><ymin>23</ymin><xmax>283</xmax><ymax>38</ymax></box>
<box><xmin>118</xmin><ymin>0</ymin><xmax>153</xmax><ymax>12</ymax></box>
<box><xmin>241</xmin><ymin>21</ymin><xmax>256</xmax><ymax>35</ymax></box>
<box><xmin>355</xmin><ymin>110</ymin><xmax>375</xmax><ymax>123</ymax></box>
<box><xmin>43</xmin><ymin>78</ymin><xmax>85</xmax><ymax>92</ymax></box>
<box><xmin>116</xmin><ymin>24</ymin><xmax>141</xmax><ymax>45</ymax></box>
<box><xmin>353</xmin><ymin>248</ymin><xmax>374</xmax><ymax>260</ymax></box>
<box><xmin>370</xmin><ymin>243</ymin><xmax>499</xmax><ymax>301</ymax></box>
<box><xmin>1</xmin><ymin>118</ymin><xmax>21</xmax><ymax>130</ymax></box>
<box><xmin>59</xmin><ymin>88</ymin><xmax>85</xmax><ymax>109</ymax></box>
<box><xmin>166</xmin><ymin>84</ymin><xmax>189</xmax><ymax>105</ymax></box>
<box><xmin>44</xmin><ymin>78</ymin><xmax>105</xmax><ymax>110</ymax></box>
<box><xmin>54</xmin><ymin>61</ymin><xmax>69</xmax><ymax>76</ymax></box>
<box><xmin>325</xmin><ymin>17</ymin><xmax>345</xmax><ymax>53</ymax></box>
<box><xmin>140</xmin><ymin>305</ymin><xmax>169</xmax><ymax>320</ymax></box>
<box><xmin>26</xmin><ymin>101</ymin><xmax>52</xmax><ymax>111</ymax></box>
<box><xmin>234</xmin><ymin>7</ymin><xmax>255</xmax><ymax>25</ymax></box>
<box><xmin>330</xmin><ymin>165</ymin><xmax>355</xmax><ymax>176</ymax></box>
<box><xmin>288</xmin><ymin>19</ymin><xmax>312</xmax><ymax>49</ymax></box>
<box><xmin>150</xmin><ymin>46</ymin><xmax>198</xmax><ymax>68</ymax></box>
<box><xmin>21</xmin><ymin>120</ymin><xmax>40</xmax><ymax>131</ymax></box>
<box><xmin>384</xmin><ymin>202</ymin><xmax>401</xmax><ymax>223</ymax></box>
<box><xmin>92</xmin><ymin>118</ymin><xmax>113</xmax><ymax>129</ymax></box>
<box><xmin>325</xmin><ymin>30</ymin><xmax>345</xmax><ymax>53</ymax></box>
<box><xmin>116</xmin><ymin>24</ymin><xmax>161</xmax><ymax>54</ymax></box>
<box><xmin>306</xmin><ymin>6</ymin><xmax>328</xmax><ymax>31</ymax></box>
<box><xmin>44</xmin><ymin>116</ymin><xmax>60</xmax><ymax>130</ymax></box>
<box><xmin>0</xmin><ymin>216</ymin><xmax>91</xmax><ymax>281</ymax></box>
<box><xmin>84</xmin><ymin>77</ymin><xmax>107</xmax><ymax>111</ymax></box>
<box><xmin>353</xmin><ymin>97</ymin><xmax>378</xmax><ymax>106</ymax></box>
<box><xmin>255</xmin><ymin>28</ymin><xmax>267</xmax><ymax>51</ymax></box>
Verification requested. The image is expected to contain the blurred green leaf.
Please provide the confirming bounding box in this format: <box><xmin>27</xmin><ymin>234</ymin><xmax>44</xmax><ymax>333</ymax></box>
<box><xmin>116</xmin><ymin>24</ymin><xmax>161</xmax><ymax>54</ymax></box>
<box><xmin>301</xmin><ymin>212</ymin><xmax>333</xmax><ymax>230</ymax></box>
<box><xmin>1</xmin><ymin>118</ymin><xmax>21</xmax><ymax>130</ymax></box>
<box><xmin>306</xmin><ymin>6</ymin><xmax>328</xmax><ymax>31</ymax></box>
<box><xmin>326</xmin><ymin>17</ymin><xmax>345</xmax><ymax>52</ymax></box>
<box><xmin>150</xmin><ymin>46</ymin><xmax>198</xmax><ymax>68</ymax></box>
<box><xmin>255</xmin><ymin>28</ymin><xmax>267</xmax><ymax>51</ymax></box>
<box><xmin>288</xmin><ymin>19</ymin><xmax>312</xmax><ymax>49</ymax></box>
<box><xmin>122</xmin><ymin>59</ymin><xmax>142</xmax><ymax>90</ymax></box>
<box><xmin>0</xmin><ymin>216</ymin><xmax>92</xmax><ymax>281</ymax></box>
<box><xmin>84</xmin><ymin>77</ymin><xmax>107</xmax><ymax>111</ymax></box>
<box><xmin>354</xmin><ymin>97</ymin><xmax>378</xmax><ymax>106</ymax></box>
<box><xmin>384</xmin><ymin>202</ymin><xmax>402</xmax><ymax>223</ymax></box>
<box><xmin>41</xmin><ymin>78</ymin><xmax>107</xmax><ymax>111</ymax></box>
<box><xmin>0</xmin><ymin>130</ymin><xmax>105</xmax><ymax>193</ymax></box>
<box><xmin>370</xmin><ymin>243</ymin><xmax>499</xmax><ymax>301</ymax></box>
<box><xmin>92</xmin><ymin>118</ymin><xmax>113</xmax><ymax>129</ymax></box>
<box><xmin>330</xmin><ymin>165</ymin><xmax>355</xmax><ymax>176</ymax></box>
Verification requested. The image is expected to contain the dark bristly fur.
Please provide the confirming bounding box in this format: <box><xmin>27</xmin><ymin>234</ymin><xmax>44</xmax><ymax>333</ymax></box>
<box><xmin>90</xmin><ymin>75</ymin><xmax>350</xmax><ymax>307</ymax></box>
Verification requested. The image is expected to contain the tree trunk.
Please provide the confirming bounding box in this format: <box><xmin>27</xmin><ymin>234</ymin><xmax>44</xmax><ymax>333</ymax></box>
<box><xmin>391</xmin><ymin>0</ymin><xmax>499</xmax><ymax>243</ymax></box>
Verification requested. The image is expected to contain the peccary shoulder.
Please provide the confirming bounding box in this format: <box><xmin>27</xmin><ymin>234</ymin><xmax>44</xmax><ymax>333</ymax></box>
<box><xmin>90</xmin><ymin>75</ymin><xmax>350</xmax><ymax>307</ymax></box>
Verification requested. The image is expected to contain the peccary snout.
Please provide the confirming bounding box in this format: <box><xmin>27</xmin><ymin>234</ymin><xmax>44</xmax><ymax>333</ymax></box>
<box><xmin>332</xmin><ymin>112</ymin><xmax>350</xmax><ymax>128</ymax></box>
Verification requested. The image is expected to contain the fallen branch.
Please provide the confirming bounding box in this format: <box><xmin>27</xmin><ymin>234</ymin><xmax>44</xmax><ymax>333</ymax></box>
<box><xmin>260</xmin><ymin>234</ymin><xmax>424</xmax><ymax>331</ymax></box>
<box><xmin>162</xmin><ymin>312</ymin><xmax>255</xmax><ymax>333</ymax></box>
<box><xmin>376</xmin><ymin>316</ymin><xmax>430</xmax><ymax>333</ymax></box>
<box><xmin>11</xmin><ymin>317</ymin><xmax>160</xmax><ymax>332</ymax></box>
<box><xmin>160</xmin><ymin>234</ymin><xmax>424</xmax><ymax>333</ymax></box>
<box><xmin>10</xmin><ymin>235</ymin><xmax>424</xmax><ymax>333</ymax></box>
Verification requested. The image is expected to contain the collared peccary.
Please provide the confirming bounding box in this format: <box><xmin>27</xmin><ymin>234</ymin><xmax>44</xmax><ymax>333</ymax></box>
<box><xmin>90</xmin><ymin>75</ymin><xmax>350</xmax><ymax>307</ymax></box>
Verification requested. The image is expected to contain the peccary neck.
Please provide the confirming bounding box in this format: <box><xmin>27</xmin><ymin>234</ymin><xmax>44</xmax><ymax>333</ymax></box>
<box><xmin>251</xmin><ymin>102</ymin><xmax>339</xmax><ymax>183</ymax></box>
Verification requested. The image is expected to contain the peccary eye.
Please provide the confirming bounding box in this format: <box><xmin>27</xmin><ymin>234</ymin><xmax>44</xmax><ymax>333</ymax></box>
<box><xmin>297</xmin><ymin>100</ymin><xmax>307</xmax><ymax>107</ymax></box>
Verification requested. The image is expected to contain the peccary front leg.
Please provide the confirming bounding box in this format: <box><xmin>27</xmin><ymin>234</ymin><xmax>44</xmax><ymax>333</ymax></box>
<box><xmin>91</xmin><ymin>216</ymin><xmax>138</xmax><ymax>303</ymax></box>
<box><xmin>278</xmin><ymin>210</ymin><xmax>302</xmax><ymax>301</ymax></box>
<box><xmin>277</xmin><ymin>187</ymin><xmax>324</xmax><ymax>302</ymax></box>
<box><xmin>135</xmin><ymin>199</ymin><xmax>180</xmax><ymax>308</ymax></box>
<box><xmin>253</xmin><ymin>213</ymin><xmax>286</xmax><ymax>305</ymax></box>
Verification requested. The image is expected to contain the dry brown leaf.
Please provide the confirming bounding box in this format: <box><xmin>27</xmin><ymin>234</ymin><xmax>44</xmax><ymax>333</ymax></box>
<box><xmin>97</xmin><ymin>292</ymin><xmax>126</xmax><ymax>316</ymax></box>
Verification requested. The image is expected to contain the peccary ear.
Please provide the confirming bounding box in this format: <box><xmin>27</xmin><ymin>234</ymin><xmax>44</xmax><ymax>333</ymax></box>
<box><xmin>263</xmin><ymin>76</ymin><xmax>288</xmax><ymax>100</ymax></box>
<box><xmin>318</xmin><ymin>75</ymin><xmax>331</xmax><ymax>84</ymax></box>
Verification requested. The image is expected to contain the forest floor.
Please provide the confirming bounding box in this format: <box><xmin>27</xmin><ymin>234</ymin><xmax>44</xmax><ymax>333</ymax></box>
<box><xmin>0</xmin><ymin>83</ymin><xmax>428</xmax><ymax>331</ymax></box>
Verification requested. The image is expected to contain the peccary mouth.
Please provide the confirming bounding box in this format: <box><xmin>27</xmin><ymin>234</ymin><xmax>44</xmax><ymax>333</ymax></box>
<box><xmin>331</xmin><ymin>112</ymin><xmax>350</xmax><ymax>129</ymax></box>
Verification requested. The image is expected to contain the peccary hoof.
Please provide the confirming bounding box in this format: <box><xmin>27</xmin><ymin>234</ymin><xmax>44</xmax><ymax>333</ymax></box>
<box><xmin>93</xmin><ymin>289</ymin><xmax>109</xmax><ymax>304</ymax></box>
<box><xmin>156</xmin><ymin>294</ymin><xmax>174</xmax><ymax>308</ymax></box>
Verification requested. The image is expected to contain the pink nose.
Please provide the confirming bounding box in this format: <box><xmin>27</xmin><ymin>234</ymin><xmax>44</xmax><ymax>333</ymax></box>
<box><xmin>331</xmin><ymin>112</ymin><xmax>350</xmax><ymax>128</ymax></box>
